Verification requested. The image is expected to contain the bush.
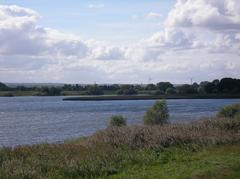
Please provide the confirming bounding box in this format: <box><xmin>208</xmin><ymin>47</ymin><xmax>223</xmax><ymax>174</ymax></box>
<box><xmin>217</xmin><ymin>104</ymin><xmax>240</xmax><ymax>118</ymax></box>
<box><xmin>144</xmin><ymin>100</ymin><xmax>169</xmax><ymax>125</ymax></box>
<box><xmin>109</xmin><ymin>115</ymin><xmax>127</xmax><ymax>127</ymax></box>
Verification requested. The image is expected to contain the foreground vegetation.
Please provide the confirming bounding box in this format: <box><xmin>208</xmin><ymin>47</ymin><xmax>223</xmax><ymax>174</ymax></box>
<box><xmin>0</xmin><ymin>116</ymin><xmax>240</xmax><ymax>178</ymax></box>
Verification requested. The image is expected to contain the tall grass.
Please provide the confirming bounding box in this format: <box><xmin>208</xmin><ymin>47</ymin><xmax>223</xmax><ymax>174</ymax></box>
<box><xmin>85</xmin><ymin>117</ymin><xmax>240</xmax><ymax>150</ymax></box>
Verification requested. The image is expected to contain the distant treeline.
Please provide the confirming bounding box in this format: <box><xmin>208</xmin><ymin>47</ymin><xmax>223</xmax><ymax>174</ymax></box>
<box><xmin>0</xmin><ymin>78</ymin><xmax>240</xmax><ymax>96</ymax></box>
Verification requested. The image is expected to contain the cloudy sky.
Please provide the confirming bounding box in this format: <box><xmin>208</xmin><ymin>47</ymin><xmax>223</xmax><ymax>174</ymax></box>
<box><xmin>0</xmin><ymin>0</ymin><xmax>239</xmax><ymax>84</ymax></box>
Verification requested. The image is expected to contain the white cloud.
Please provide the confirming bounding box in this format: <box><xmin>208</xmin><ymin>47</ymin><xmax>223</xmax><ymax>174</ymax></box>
<box><xmin>87</xmin><ymin>40</ymin><xmax>126</xmax><ymax>60</ymax></box>
<box><xmin>165</xmin><ymin>0</ymin><xmax>240</xmax><ymax>31</ymax></box>
<box><xmin>209</xmin><ymin>32</ymin><xmax>240</xmax><ymax>54</ymax></box>
<box><xmin>0</xmin><ymin>5</ymin><xmax>45</xmax><ymax>55</ymax></box>
<box><xmin>0</xmin><ymin>5</ymin><xmax>39</xmax><ymax>20</ymax></box>
<box><xmin>163</xmin><ymin>0</ymin><xmax>240</xmax><ymax>54</ymax></box>
<box><xmin>0</xmin><ymin>5</ymin><xmax>124</xmax><ymax>62</ymax></box>
<box><xmin>145</xmin><ymin>12</ymin><xmax>162</xmax><ymax>20</ymax></box>
<box><xmin>88</xmin><ymin>4</ymin><xmax>105</xmax><ymax>9</ymax></box>
<box><xmin>147</xmin><ymin>28</ymin><xmax>196</xmax><ymax>49</ymax></box>
<box><xmin>0</xmin><ymin>3</ymin><xmax>239</xmax><ymax>83</ymax></box>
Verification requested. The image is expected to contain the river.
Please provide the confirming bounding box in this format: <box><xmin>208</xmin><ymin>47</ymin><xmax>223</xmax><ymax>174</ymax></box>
<box><xmin>0</xmin><ymin>97</ymin><xmax>239</xmax><ymax>147</ymax></box>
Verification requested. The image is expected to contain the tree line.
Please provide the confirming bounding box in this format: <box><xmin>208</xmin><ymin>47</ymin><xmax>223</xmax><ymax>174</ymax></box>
<box><xmin>0</xmin><ymin>77</ymin><xmax>240</xmax><ymax>96</ymax></box>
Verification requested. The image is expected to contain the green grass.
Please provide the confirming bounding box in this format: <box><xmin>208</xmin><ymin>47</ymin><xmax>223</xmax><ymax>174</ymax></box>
<box><xmin>1</xmin><ymin>143</ymin><xmax>239</xmax><ymax>179</ymax></box>
<box><xmin>110</xmin><ymin>144</ymin><xmax>240</xmax><ymax>179</ymax></box>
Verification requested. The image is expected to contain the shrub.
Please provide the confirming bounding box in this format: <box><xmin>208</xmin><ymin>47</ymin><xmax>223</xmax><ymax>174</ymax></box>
<box><xmin>217</xmin><ymin>104</ymin><xmax>240</xmax><ymax>118</ymax></box>
<box><xmin>144</xmin><ymin>100</ymin><xmax>169</xmax><ymax>125</ymax></box>
<box><xmin>109</xmin><ymin>115</ymin><xmax>127</xmax><ymax>127</ymax></box>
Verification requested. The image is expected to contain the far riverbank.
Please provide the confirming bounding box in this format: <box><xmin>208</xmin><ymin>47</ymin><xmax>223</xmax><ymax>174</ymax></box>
<box><xmin>63</xmin><ymin>94</ymin><xmax>240</xmax><ymax>101</ymax></box>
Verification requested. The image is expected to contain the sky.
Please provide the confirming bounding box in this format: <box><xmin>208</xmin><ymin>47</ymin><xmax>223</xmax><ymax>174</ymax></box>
<box><xmin>0</xmin><ymin>0</ymin><xmax>239</xmax><ymax>84</ymax></box>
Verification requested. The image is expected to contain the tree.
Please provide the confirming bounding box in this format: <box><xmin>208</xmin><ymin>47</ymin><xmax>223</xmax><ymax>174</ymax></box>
<box><xmin>156</xmin><ymin>82</ymin><xmax>174</xmax><ymax>93</ymax></box>
<box><xmin>199</xmin><ymin>80</ymin><xmax>219</xmax><ymax>94</ymax></box>
<box><xmin>212</xmin><ymin>79</ymin><xmax>220</xmax><ymax>86</ymax></box>
<box><xmin>0</xmin><ymin>82</ymin><xmax>8</xmax><ymax>91</ymax></box>
<box><xmin>63</xmin><ymin>84</ymin><xmax>73</xmax><ymax>91</ymax></box>
<box><xmin>205</xmin><ymin>82</ymin><xmax>217</xmax><ymax>93</ymax></box>
<box><xmin>117</xmin><ymin>88</ymin><xmax>138</xmax><ymax>95</ymax></box>
<box><xmin>144</xmin><ymin>100</ymin><xmax>169</xmax><ymax>125</ymax></box>
<box><xmin>154</xmin><ymin>90</ymin><xmax>165</xmax><ymax>95</ymax></box>
<box><xmin>41</xmin><ymin>87</ymin><xmax>61</xmax><ymax>96</ymax></box>
<box><xmin>49</xmin><ymin>87</ymin><xmax>61</xmax><ymax>96</ymax></box>
<box><xmin>87</xmin><ymin>84</ymin><xmax>104</xmax><ymax>95</ymax></box>
<box><xmin>177</xmin><ymin>84</ymin><xmax>197</xmax><ymax>94</ymax></box>
<box><xmin>102</xmin><ymin>84</ymin><xmax>120</xmax><ymax>91</ymax></box>
<box><xmin>198</xmin><ymin>81</ymin><xmax>209</xmax><ymax>94</ymax></box>
<box><xmin>117</xmin><ymin>85</ymin><xmax>138</xmax><ymax>95</ymax></box>
<box><xmin>219</xmin><ymin>78</ymin><xmax>240</xmax><ymax>93</ymax></box>
<box><xmin>192</xmin><ymin>82</ymin><xmax>199</xmax><ymax>89</ymax></box>
<box><xmin>166</xmin><ymin>87</ymin><xmax>177</xmax><ymax>94</ymax></box>
<box><xmin>145</xmin><ymin>84</ymin><xmax>156</xmax><ymax>90</ymax></box>
<box><xmin>109</xmin><ymin>115</ymin><xmax>127</xmax><ymax>127</ymax></box>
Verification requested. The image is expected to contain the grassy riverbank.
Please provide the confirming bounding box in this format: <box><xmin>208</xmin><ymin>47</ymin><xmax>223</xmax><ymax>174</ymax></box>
<box><xmin>0</xmin><ymin>117</ymin><xmax>240</xmax><ymax>178</ymax></box>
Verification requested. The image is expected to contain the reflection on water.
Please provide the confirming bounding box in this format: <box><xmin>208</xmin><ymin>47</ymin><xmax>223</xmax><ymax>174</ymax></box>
<box><xmin>0</xmin><ymin>97</ymin><xmax>239</xmax><ymax>147</ymax></box>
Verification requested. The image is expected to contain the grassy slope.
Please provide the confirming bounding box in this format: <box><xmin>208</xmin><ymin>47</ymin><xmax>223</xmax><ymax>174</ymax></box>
<box><xmin>1</xmin><ymin>143</ymin><xmax>239</xmax><ymax>179</ymax></box>
<box><xmin>111</xmin><ymin>144</ymin><xmax>240</xmax><ymax>179</ymax></box>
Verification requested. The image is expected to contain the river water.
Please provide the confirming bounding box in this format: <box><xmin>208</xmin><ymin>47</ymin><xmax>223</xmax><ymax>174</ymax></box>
<box><xmin>0</xmin><ymin>97</ymin><xmax>239</xmax><ymax>147</ymax></box>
